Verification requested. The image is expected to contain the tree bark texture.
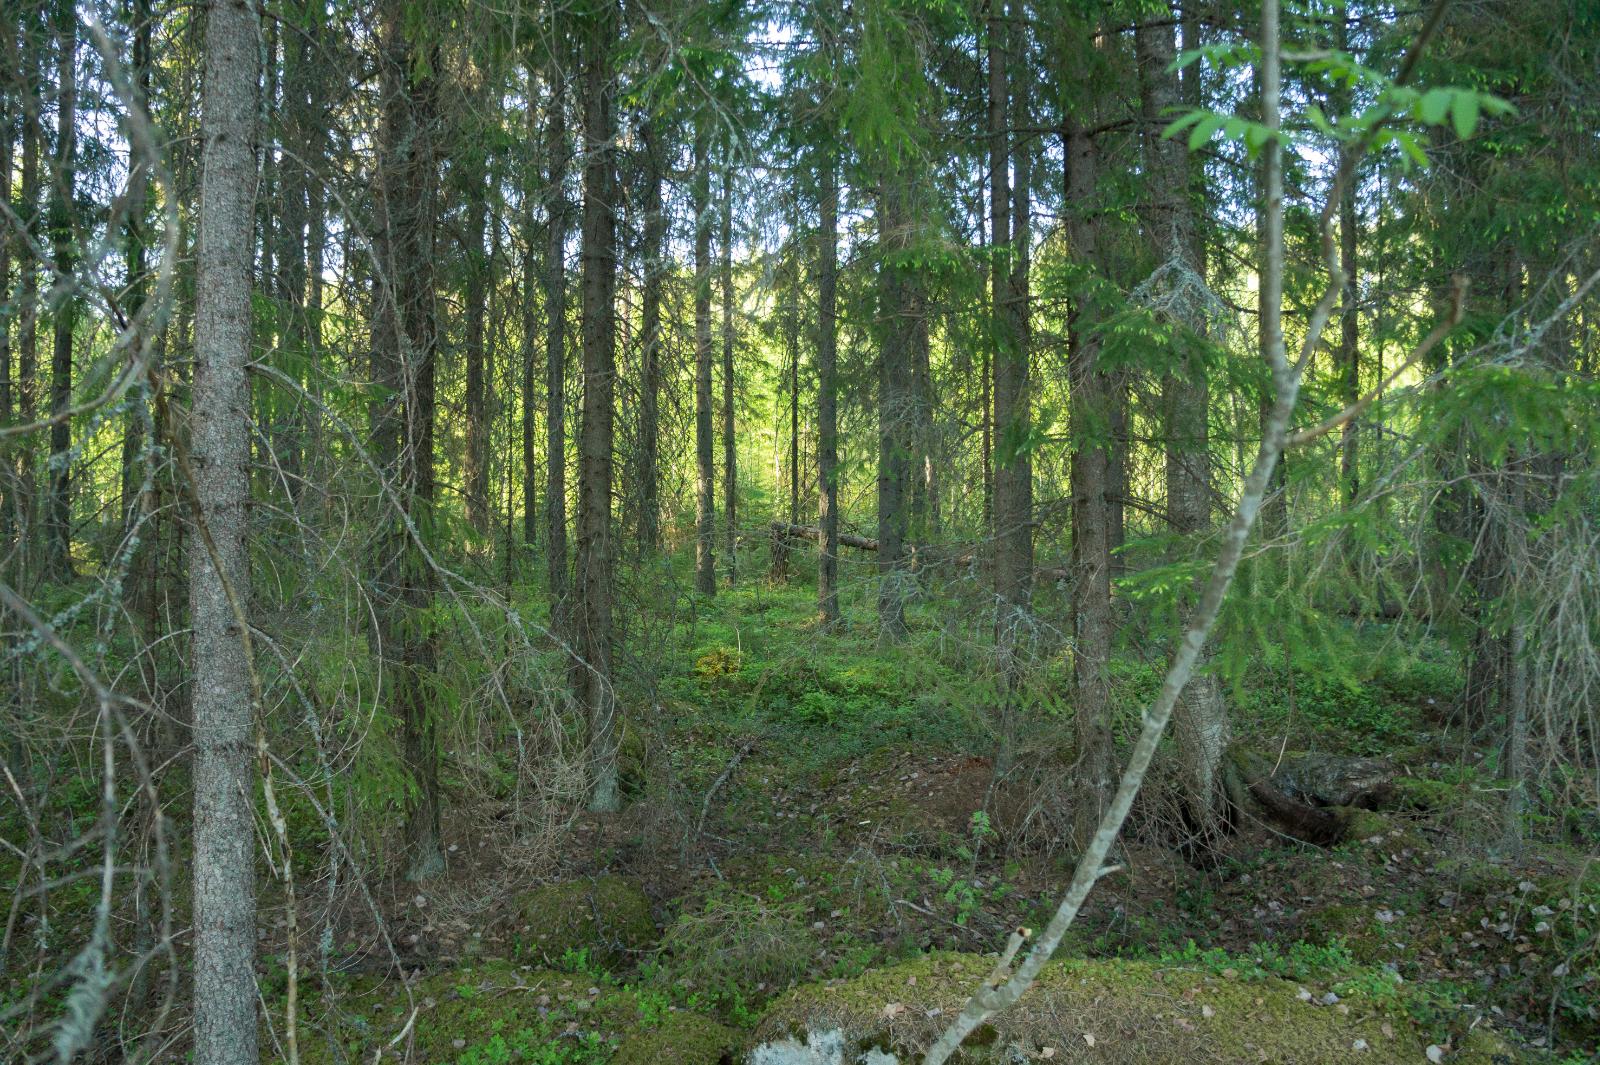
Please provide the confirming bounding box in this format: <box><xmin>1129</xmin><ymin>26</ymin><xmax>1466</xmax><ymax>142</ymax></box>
<box><xmin>692</xmin><ymin>122</ymin><xmax>717</xmax><ymax>596</ymax></box>
<box><xmin>576</xmin><ymin>0</ymin><xmax>620</xmax><ymax>813</ymax></box>
<box><xmin>816</xmin><ymin>150</ymin><xmax>840</xmax><ymax>626</ymax></box>
<box><xmin>369</xmin><ymin>0</ymin><xmax>444</xmax><ymax>880</ymax></box>
<box><xmin>189</xmin><ymin>0</ymin><xmax>261</xmax><ymax>1058</ymax></box>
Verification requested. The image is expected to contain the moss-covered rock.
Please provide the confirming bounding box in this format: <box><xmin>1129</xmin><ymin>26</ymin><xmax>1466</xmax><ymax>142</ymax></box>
<box><xmin>612</xmin><ymin>1011</ymin><xmax>738</xmax><ymax>1065</ymax></box>
<box><xmin>749</xmin><ymin>952</ymin><xmax>1467</xmax><ymax>1064</ymax></box>
<box><xmin>515</xmin><ymin>875</ymin><xmax>657</xmax><ymax>968</ymax></box>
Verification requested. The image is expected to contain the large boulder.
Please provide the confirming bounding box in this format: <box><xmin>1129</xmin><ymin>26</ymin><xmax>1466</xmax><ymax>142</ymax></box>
<box><xmin>747</xmin><ymin>953</ymin><xmax>1511</xmax><ymax>1064</ymax></box>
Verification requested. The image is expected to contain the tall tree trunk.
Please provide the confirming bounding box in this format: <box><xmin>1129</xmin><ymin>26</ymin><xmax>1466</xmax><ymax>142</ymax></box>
<box><xmin>816</xmin><ymin>149</ymin><xmax>840</xmax><ymax>626</ymax></box>
<box><xmin>303</xmin><ymin>0</ymin><xmax>327</xmax><ymax>472</ymax></box>
<box><xmin>14</xmin><ymin>50</ymin><xmax>41</xmax><ymax>569</ymax></box>
<box><xmin>120</xmin><ymin>0</ymin><xmax>161</xmax><ymax>720</ymax></box>
<box><xmin>1009</xmin><ymin>69</ymin><xmax>1031</xmax><ymax>561</ymax></box>
<box><xmin>875</xmin><ymin>183</ymin><xmax>913</xmax><ymax>641</ymax></box>
<box><xmin>46</xmin><ymin>0</ymin><xmax>76</xmax><ymax>579</ymax></box>
<box><xmin>119</xmin><ymin>0</ymin><xmax>154</xmax><ymax>522</ymax></box>
<box><xmin>271</xmin><ymin>0</ymin><xmax>309</xmax><ymax>498</ymax></box>
<box><xmin>991</xmin><ymin>0</ymin><xmax>1034</xmax><ymax>773</ymax></box>
<box><xmin>1337</xmin><ymin>14</ymin><xmax>1360</xmax><ymax>511</ymax></box>
<box><xmin>1140</xmin><ymin>11</ymin><xmax>1231</xmax><ymax>841</ymax></box>
<box><xmin>370</xmin><ymin>0</ymin><xmax>444</xmax><ymax>881</ymax></box>
<box><xmin>637</xmin><ymin>117</ymin><xmax>664</xmax><ymax>554</ymax></box>
<box><xmin>1107</xmin><ymin>380</ymin><xmax>1128</xmax><ymax>577</ymax></box>
<box><xmin>981</xmin><ymin>336</ymin><xmax>993</xmax><ymax>535</ymax></box>
<box><xmin>0</xmin><ymin>16</ymin><xmax>16</xmax><ymax>532</ymax></box>
<box><xmin>692</xmin><ymin>121</ymin><xmax>716</xmax><ymax>595</ymax></box>
<box><xmin>1256</xmin><ymin>68</ymin><xmax>1288</xmax><ymax>541</ymax></box>
<box><xmin>788</xmin><ymin>238</ymin><xmax>800</xmax><ymax>529</ymax></box>
<box><xmin>463</xmin><ymin>152</ymin><xmax>491</xmax><ymax>535</ymax></box>
<box><xmin>1066</xmin><ymin>106</ymin><xmax>1113</xmax><ymax>839</ymax></box>
<box><xmin>773</xmin><ymin>198</ymin><xmax>800</xmax><ymax>584</ymax></box>
<box><xmin>544</xmin><ymin>68</ymin><xmax>570</xmax><ymax>612</ymax></box>
<box><xmin>1499</xmin><ymin>460</ymin><xmax>1529</xmax><ymax>853</ymax></box>
<box><xmin>720</xmin><ymin>161</ymin><xmax>737</xmax><ymax>584</ymax></box>
<box><xmin>576</xmin><ymin>0</ymin><xmax>619</xmax><ymax>813</ymax></box>
<box><xmin>521</xmin><ymin>66</ymin><xmax>540</xmax><ymax>551</ymax></box>
<box><xmin>909</xmin><ymin>260</ymin><xmax>934</xmax><ymax>542</ymax></box>
<box><xmin>1339</xmin><ymin>179</ymin><xmax>1359</xmax><ymax>507</ymax></box>
<box><xmin>189</xmin><ymin>0</ymin><xmax>260</xmax><ymax>1058</ymax></box>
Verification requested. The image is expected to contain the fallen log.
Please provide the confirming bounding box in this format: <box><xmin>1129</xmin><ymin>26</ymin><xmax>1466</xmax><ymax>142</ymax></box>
<box><xmin>1222</xmin><ymin>748</ymin><xmax>1398</xmax><ymax>846</ymax></box>
<box><xmin>768</xmin><ymin>521</ymin><xmax>879</xmax><ymax>553</ymax></box>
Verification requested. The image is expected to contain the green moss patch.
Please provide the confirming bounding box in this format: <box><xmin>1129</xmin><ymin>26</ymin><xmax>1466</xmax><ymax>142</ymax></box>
<box><xmin>750</xmin><ymin>952</ymin><xmax>1493</xmax><ymax>1064</ymax></box>
<box><xmin>611</xmin><ymin>1011</ymin><xmax>737</xmax><ymax>1065</ymax></box>
<box><xmin>513</xmin><ymin>876</ymin><xmax>657</xmax><ymax>969</ymax></box>
<box><xmin>286</xmin><ymin>961</ymin><xmax>623</xmax><ymax>1065</ymax></box>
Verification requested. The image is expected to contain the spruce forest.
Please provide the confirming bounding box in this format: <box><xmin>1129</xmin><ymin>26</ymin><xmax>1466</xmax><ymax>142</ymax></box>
<box><xmin>3</xmin><ymin>0</ymin><xmax>1600</xmax><ymax>1061</ymax></box>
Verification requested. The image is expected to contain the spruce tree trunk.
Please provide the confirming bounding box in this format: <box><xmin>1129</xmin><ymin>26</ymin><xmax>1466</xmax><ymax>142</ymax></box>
<box><xmin>990</xmin><ymin>0</ymin><xmax>1034</xmax><ymax>772</ymax></box>
<box><xmin>544</xmin><ymin>68</ymin><xmax>570</xmax><ymax>612</ymax></box>
<box><xmin>301</xmin><ymin>4</ymin><xmax>327</xmax><ymax>476</ymax></box>
<box><xmin>369</xmin><ymin>0</ymin><xmax>444</xmax><ymax>881</ymax></box>
<box><xmin>521</xmin><ymin>65</ymin><xmax>540</xmax><ymax>551</ymax></box>
<box><xmin>464</xmin><ymin>155</ymin><xmax>491</xmax><ymax>535</ymax></box>
<box><xmin>272</xmin><ymin>0</ymin><xmax>309</xmax><ymax>497</ymax></box>
<box><xmin>1</xmin><ymin>18</ymin><xmax>16</xmax><ymax>529</ymax></box>
<box><xmin>1339</xmin><ymin>181</ymin><xmax>1359</xmax><ymax>507</ymax></box>
<box><xmin>119</xmin><ymin>0</ymin><xmax>154</xmax><ymax>522</ymax></box>
<box><xmin>1009</xmin><ymin>65</ymin><xmax>1032</xmax><ymax>566</ymax></box>
<box><xmin>15</xmin><ymin>58</ymin><xmax>40</xmax><ymax>572</ymax></box>
<box><xmin>692</xmin><ymin>122</ymin><xmax>716</xmax><ymax>595</ymax></box>
<box><xmin>816</xmin><ymin>150</ymin><xmax>840</xmax><ymax>626</ymax></box>
<box><xmin>875</xmin><ymin>183</ymin><xmax>913</xmax><ymax>641</ymax></box>
<box><xmin>908</xmin><ymin>257</ymin><xmax>934</xmax><ymax>542</ymax></box>
<box><xmin>788</xmin><ymin>246</ymin><xmax>800</xmax><ymax>528</ymax></box>
<box><xmin>189</xmin><ymin>0</ymin><xmax>261</xmax><ymax>1058</ymax></box>
<box><xmin>720</xmin><ymin>162</ymin><xmax>738</xmax><ymax>584</ymax></box>
<box><xmin>637</xmin><ymin>118</ymin><xmax>664</xmax><ymax>554</ymax></box>
<box><xmin>576</xmin><ymin>0</ymin><xmax>619</xmax><ymax>813</ymax></box>
<box><xmin>1065</xmin><ymin>108</ymin><xmax>1113</xmax><ymax>838</ymax></box>
<box><xmin>46</xmin><ymin>0</ymin><xmax>76</xmax><ymax>580</ymax></box>
<box><xmin>1140</xmin><ymin>12</ymin><xmax>1231</xmax><ymax>840</ymax></box>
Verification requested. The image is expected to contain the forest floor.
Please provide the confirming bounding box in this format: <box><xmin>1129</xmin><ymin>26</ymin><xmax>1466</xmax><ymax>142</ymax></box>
<box><xmin>259</xmin><ymin>577</ymin><xmax>1597</xmax><ymax>1065</ymax></box>
<box><xmin>8</xmin><ymin>576</ymin><xmax>1598</xmax><ymax>1062</ymax></box>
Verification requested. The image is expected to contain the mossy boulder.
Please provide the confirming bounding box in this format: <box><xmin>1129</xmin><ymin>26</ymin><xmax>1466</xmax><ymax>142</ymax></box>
<box><xmin>515</xmin><ymin>875</ymin><xmax>657</xmax><ymax>968</ymax></box>
<box><xmin>612</xmin><ymin>1011</ymin><xmax>738</xmax><ymax>1065</ymax></box>
<box><xmin>749</xmin><ymin>952</ymin><xmax>1470</xmax><ymax>1063</ymax></box>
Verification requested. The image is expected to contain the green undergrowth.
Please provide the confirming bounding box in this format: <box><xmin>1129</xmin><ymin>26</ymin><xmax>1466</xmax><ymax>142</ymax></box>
<box><xmin>664</xmin><ymin>580</ymin><xmax>987</xmax><ymax>773</ymax></box>
<box><xmin>752</xmin><ymin>950</ymin><xmax>1517</xmax><ymax>1063</ymax></box>
<box><xmin>276</xmin><ymin>959</ymin><xmax>738</xmax><ymax>1065</ymax></box>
